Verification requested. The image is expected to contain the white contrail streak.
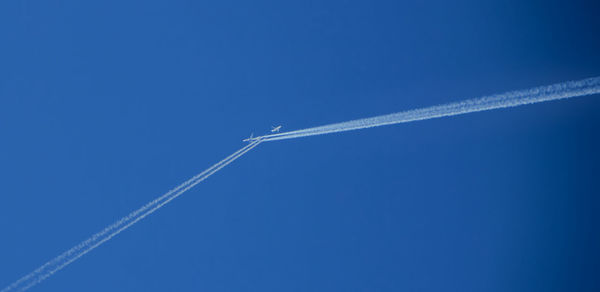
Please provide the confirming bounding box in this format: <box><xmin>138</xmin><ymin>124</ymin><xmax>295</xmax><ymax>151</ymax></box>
<box><xmin>256</xmin><ymin>76</ymin><xmax>600</xmax><ymax>141</ymax></box>
<box><xmin>3</xmin><ymin>76</ymin><xmax>599</xmax><ymax>291</ymax></box>
<box><xmin>2</xmin><ymin>139</ymin><xmax>263</xmax><ymax>292</ymax></box>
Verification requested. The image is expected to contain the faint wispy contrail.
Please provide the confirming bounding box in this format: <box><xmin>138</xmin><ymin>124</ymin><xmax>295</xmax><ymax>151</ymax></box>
<box><xmin>1</xmin><ymin>139</ymin><xmax>263</xmax><ymax>292</ymax></box>
<box><xmin>256</xmin><ymin>76</ymin><xmax>600</xmax><ymax>141</ymax></box>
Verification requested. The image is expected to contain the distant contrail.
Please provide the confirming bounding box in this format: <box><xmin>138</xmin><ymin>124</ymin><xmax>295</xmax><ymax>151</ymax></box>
<box><xmin>255</xmin><ymin>76</ymin><xmax>600</xmax><ymax>141</ymax></box>
<box><xmin>4</xmin><ymin>77</ymin><xmax>600</xmax><ymax>292</ymax></box>
<box><xmin>1</xmin><ymin>139</ymin><xmax>263</xmax><ymax>292</ymax></box>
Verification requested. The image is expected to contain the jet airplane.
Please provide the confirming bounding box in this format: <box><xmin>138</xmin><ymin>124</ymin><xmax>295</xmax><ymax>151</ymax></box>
<box><xmin>271</xmin><ymin>125</ymin><xmax>282</xmax><ymax>133</ymax></box>
<box><xmin>243</xmin><ymin>133</ymin><xmax>255</xmax><ymax>142</ymax></box>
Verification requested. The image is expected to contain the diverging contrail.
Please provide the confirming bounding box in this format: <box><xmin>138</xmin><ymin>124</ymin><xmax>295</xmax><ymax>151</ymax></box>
<box><xmin>3</xmin><ymin>76</ymin><xmax>599</xmax><ymax>292</ymax></box>
<box><xmin>256</xmin><ymin>76</ymin><xmax>600</xmax><ymax>141</ymax></box>
<box><xmin>2</xmin><ymin>139</ymin><xmax>263</xmax><ymax>292</ymax></box>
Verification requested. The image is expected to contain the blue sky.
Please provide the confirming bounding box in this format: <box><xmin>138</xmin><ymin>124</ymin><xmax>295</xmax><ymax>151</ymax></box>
<box><xmin>1</xmin><ymin>0</ymin><xmax>599</xmax><ymax>291</ymax></box>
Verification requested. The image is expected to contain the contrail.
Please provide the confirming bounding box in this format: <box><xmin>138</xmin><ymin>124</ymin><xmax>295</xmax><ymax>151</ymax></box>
<box><xmin>255</xmin><ymin>76</ymin><xmax>600</xmax><ymax>141</ymax></box>
<box><xmin>1</xmin><ymin>139</ymin><xmax>263</xmax><ymax>292</ymax></box>
<box><xmin>3</xmin><ymin>77</ymin><xmax>599</xmax><ymax>292</ymax></box>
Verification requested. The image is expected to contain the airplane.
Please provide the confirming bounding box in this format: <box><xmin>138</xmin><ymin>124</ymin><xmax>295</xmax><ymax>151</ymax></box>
<box><xmin>271</xmin><ymin>125</ymin><xmax>282</xmax><ymax>133</ymax></box>
<box><xmin>243</xmin><ymin>133</ymin><xmax>255</xmax><ymax>142</ymax></box>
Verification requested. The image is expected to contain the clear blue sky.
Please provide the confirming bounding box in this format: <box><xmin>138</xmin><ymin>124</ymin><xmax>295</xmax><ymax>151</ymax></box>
<box><xmin>1</xmin><ymin>0</ymin><xmax>599</xmax><ymax>291</ymax></box>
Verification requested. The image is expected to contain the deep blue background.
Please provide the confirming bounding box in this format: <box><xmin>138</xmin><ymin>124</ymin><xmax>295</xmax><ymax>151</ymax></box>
<box><xmin>1</xmin><ymin>1</ymin><xmax>599</xmax><ymax>291</ymax></box>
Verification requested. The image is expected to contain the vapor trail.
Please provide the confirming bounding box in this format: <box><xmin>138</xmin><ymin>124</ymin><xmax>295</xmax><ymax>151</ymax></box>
<box><xmin>257</xmin><ymin>76</ymin><xmax>600</xmax><ymax>141</ymax></box>
<box><xmin>4</xmin><ymin>77</ymin><xmax>599</xmax><ymax>292</ymax></box>
<box><xmin>2</xmin><ymin>139</ymin><xmax>263</xmax><ymax>292</ymax></box>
